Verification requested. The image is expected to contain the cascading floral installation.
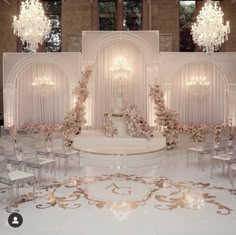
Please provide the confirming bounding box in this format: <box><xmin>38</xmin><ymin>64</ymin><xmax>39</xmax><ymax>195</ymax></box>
<box><xmin>122</xmin><ymin>105</ymin><xmax>154</xmax><ymax>139</ymax></box>
<box><xmin>62</xmin><ymin>65</ymin><xmax>92</xmax><ymax>146</ymax></box>
<box><xmin>149</xmin><ymin>84</ymin><xmax>178</xmax><ymax>149</ymax></box>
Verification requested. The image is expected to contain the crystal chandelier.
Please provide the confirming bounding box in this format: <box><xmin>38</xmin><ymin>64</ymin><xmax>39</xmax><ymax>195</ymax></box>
<box><xmin>32</xmin><ymin>76</ymin><xmax>55</xmax><ymax>94</ymax></box>
<box><xmin>110</xmin><ymin>56</ymin><xmax>131</xmax><ymax>80</ymax></box>
<box><xmin>12</xmin><ymin>0</ymin><xmax>52</xmax><ymax>52</ymax></box>
<box><xmin>187</xmin><ymin>74</ymin><xmax>210</xmax><ymax>95</ymax></box>
<box><xmin>191</xmin><ymin>0</ymin><xmax>230</xmax><ymax>54</ymax></box>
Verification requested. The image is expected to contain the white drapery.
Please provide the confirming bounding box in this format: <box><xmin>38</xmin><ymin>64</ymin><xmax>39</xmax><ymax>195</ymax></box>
<box><xmin>171</xmin><ymin>63</ymin><xmax>227</xmax><ymax>125</ymax></box>
<box><xmin>228</xmin><ymin>85</ymin><xmax>236</xmax><ymax>126</ymax></box>
<box><xmin>89</xmin><ymin>40</ymin><xmax>148</xmax><ymax>129</ymax></box>
<box><xmin>16</xmin><ymin>63</ymin><xmax>69</xmax><ymax>125</ymax></box>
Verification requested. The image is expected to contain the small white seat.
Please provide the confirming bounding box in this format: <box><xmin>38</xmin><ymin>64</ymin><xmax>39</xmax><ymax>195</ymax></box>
<box><xmin>8</xmin><ymin>170</ymin><xmax>34</xmax><ymax>182</ymax></box>
<box><xmin>187</xmin><ymin>132</ymin><xmax>214</xmax><ymax>171</ymax></box>
<box><xmin>211</xmin><ymin>149</ymin><xmax>236</xmax><ymax>178</ymax></box>
<box><xmin>51</xmin><ymin>132</ymin><xmax>80</xmax><ymax>175</ymax></box>
<box><xmin>211</xmin><ymin>154</ymin><xmax>232</xmax><ymax>162</ymax></box>
<box><xmin>0</xmin><ymin>147</ymin><xmax>35</xmax><ymax>208</ymax></box>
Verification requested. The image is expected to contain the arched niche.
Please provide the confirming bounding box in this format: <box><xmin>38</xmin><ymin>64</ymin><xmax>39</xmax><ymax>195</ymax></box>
<box><xmin>170</xmin><ymin>62</ymin><xmax>228</xmax><ymax>125</ymax></box>
<box><xmin>16</xmin><ymin>62</ymin><xmax>69</xmax><ymax>125</ymax></box>
<box><xmin>82</xmin><ymin>31</ymin><xmax>159</xmax><ymax>127</ymax></box>
<box><xmin>3</xmin><ymin>53</ymin><xmax>81</xmax><ymax>126</ymax></box>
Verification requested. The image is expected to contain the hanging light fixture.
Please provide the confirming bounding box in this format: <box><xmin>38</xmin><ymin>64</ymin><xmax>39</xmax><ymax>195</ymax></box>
<box><xmin>187</xmin><ymin>74</ymin><xmax>210</xmax><ymax>95</ymax></box>
<box><xmin>32</xmin><ymin>74</ymin><xmax>55</xmax><ymax>94</ymax></box>
<box><xmin>110</xmin><ymin>56</ymin><xmax>131</xmax><ymax>80</ymax></box>
<box><xmin>12</xmin><ymin>0</ymin><xmax>52</xmax><ymax>52</ymax></box>
<box><xmin>191</xmin><ymin>0</ymin><xmax>230</xmax><ymax>54</ymax></box>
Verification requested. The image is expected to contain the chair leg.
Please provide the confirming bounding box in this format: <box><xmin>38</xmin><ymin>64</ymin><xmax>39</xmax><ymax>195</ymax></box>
<box><xmin>32</xmin><ymin>178</ymin><xmax>36</xmax><ymax>202</ymax></box>
<box><xmin>78</xmin><ymin>152</ymin><xmax>80</xmax><ymax>167</ymax></box>
<box><xmin>229</xmin><ymin>167</ymin><xmax>234</xmax><ymax>194</ymax></box>
<box><xmin>201</xmin><ymin>154</ymin><xmax>205</xmax><ymax>172</ymax></box>
<box><xmin>211</xmin><ymin>159</ymin><xmax>214</xmax><ymax>179</ymax></box>
<box><xmin>38</xmin><ymin>168</ymin><xmax>41</xmax><ymax>187</ymax></box>
<box><xmin>187</xmin><ymin>150</ymin><xmax>189</xmax><ymax>168</ymax></box>
<box><xmin>222</xmin><ymin>161</ymin><xmax>225</xmax><ymax>175</ymax></box>
<box><xmin>65</xmin><ymin>158</ymin><xmax>68</xmax><ymax>176</ymax></box>
<box><xmin>8</xmin><ymin>185</ymin><xmax>13</xmax><ymax>208</ymax></box>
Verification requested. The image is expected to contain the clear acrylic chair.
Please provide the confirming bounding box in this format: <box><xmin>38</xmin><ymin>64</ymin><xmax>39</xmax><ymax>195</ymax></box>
<box><xmin>211</xmin><ymin>144</ymin><xmax>236</xmax><ymax>178</ymax></box>
<box><xmin>214</xmin><ymin>127</ymin><xmax>230</xmax><ymax>155</ymax></box>
<box><xmin>187</xmin><ymin>132</ymin><xmax>215</xmax><ymax>171</ymax></box>
<box><xmin>229</xmin><ymin>163</ymin><xmax>236</xmax><ymax>193</ymax></box>
<box><xmin>21</xmin><ymin>145</ymin><xmax>56</xmax><ymax>186</ymax></box>
<box><xmin>0</xmin><ymin>131</ymin><xmax>23</xmax><ymax>170</ymax></box>
<box><xmin>51</xmin><ymin>132</ymin><xmax>80</xmax><ymax>176</ymax></box>
<box><xmin>0</xmin><ymin>147</ymin><xmax>35</xmax><ymax>208</ymax></box>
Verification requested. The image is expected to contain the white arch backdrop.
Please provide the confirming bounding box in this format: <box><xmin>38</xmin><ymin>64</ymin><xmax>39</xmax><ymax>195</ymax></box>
<box><xmin>3</xmin><ymin>34</ymin><xmax>236</xmax><ymax>128</ymax></box>
<box><xmin>158</xmin><ymin>52</ymin><xmax>236</xmax><ymax>125</ymax></box>
<box><xmin>82</xmin><ymin>31</ymin><xmax>159</xmax><ymax>127</ymax></box>
<box><xmin>3</xmin><ymin>53</ymin><xmax>81</xmax><ymax>126</ymax></box>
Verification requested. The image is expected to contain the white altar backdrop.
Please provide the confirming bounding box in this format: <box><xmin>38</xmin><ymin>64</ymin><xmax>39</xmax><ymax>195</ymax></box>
<box><xmin>17</xmin><ymin>63</ymin><xmax>69</xmax><ymax>125</ymax></box>
<box><xmin>171</xmin><ymin>63</ymin><xmax>226</xmax><ymax>125</ymax></box>
<box><xmin>92</xmin><ymin>41</ymin><xmax>148</xmax><ymax>129</ymax></box>
<box><xmin>3</xmin><ymin>53</ymin><xmax>81</xmax><ymax>126</ymax></box>
<box><xmin>82</xmin><ymin>31</ymin><xmax>159</xmax><ymax>128</ymax></box>
<box><xmin>159</xmin><ymin>52</ymin><xmax>236</xmax><ymax>126</ymax></box>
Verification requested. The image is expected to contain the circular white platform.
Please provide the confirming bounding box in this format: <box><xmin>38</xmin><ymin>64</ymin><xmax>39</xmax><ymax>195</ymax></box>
<box><xmin>73</xmin><ymin>130</ymin><xmax>166</xmax><ymax>167</ymax></box>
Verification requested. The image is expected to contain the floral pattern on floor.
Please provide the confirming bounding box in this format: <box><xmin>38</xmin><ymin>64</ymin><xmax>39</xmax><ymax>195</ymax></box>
<box><xmin>2</xmin><ymin>174</ymin><xmax>234</xmax><ymax>215</ymax></box>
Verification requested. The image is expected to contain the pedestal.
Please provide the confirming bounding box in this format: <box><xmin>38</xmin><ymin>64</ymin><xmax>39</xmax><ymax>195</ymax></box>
<box><xmin>111</xmin><ymin>116</ymin><xmax>128</xmax><ymax>137</ymax></box>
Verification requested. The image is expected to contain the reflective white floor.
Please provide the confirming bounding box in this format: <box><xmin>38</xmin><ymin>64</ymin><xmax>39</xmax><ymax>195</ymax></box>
<box><xmin>0</xmin><ymin>134</ymin><xmax>236</xmax><ymax>235</ymax></box>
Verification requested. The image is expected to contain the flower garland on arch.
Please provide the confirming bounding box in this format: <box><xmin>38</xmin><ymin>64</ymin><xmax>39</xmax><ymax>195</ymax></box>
<box><xmin>122</xmin><ymin>105</ymin><xmax>154</xmax><ymax>139</ymax></box>
<box><xmin>62</xmin><ymin>65</ymin><xmax>92</xmax><ymax>146</ymax></box>
<box><xmin>149</xmin><ymin>84</ymin><xmax>178</xmax><ymax>149</ymax></box>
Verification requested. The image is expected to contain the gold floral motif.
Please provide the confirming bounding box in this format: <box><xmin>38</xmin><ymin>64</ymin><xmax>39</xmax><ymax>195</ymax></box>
<box><xmin>4</xmin><ymin>174</ymin><xmax>234</xmax><ymax>216</ymax></box>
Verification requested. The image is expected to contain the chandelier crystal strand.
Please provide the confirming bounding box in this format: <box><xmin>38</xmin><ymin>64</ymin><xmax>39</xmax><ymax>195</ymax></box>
<box><xmin>187</xmin><ymin>74</ymin><xmax>210</xmax><ymax>95</ymax></box>
<box><xmin>191</xmin><ymin>0</ymin><xmax>230</xmax><ymax>54</ymax></box>
<box><xmin>12</xmin><ymin>0</ymin><xmax>52</xmax><ymax>52</ymax></box>
<box><xmin>110</xmin><ymin>56</ymin><xmax>131</xmax><ymax>80</ymax></box>
<box><xmin>32</xmin><ymin>75</ymin><xmax>55</xmax><ymax>94</ymax></box>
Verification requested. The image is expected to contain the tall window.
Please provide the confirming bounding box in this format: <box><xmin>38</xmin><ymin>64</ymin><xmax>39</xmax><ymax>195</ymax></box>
<box><xmin>179</xmin><ymin>0</ymin><xmax>196</xmax><ymax>52</ymax></box>
<box><xmin>123</xmin><ymin>0</ymin><xmax>142</xmax><ymax>30</ymax></box>
<box><xmin>44</xmin><ymin>0</ymin><xmax>61</xmax><ymax>52</ymax></box>
<box><xmin>22</xmin><ymin>0</ymin><xmax>61</xmax><ymax>52</ymax></box>
<box><xmin>98</xmin><ymin>0</ymin><xmax>142</xmax><ymax>31</ymax></box>
<box><xmin>98</xmin><ymin>0</ymin><xmax>117</xmax><ymax>31</ymax></box>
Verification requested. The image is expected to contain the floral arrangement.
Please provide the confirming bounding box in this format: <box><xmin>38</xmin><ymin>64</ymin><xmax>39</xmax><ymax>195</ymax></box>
<box><xmin>121</xmin><ymin>105</ymin><xmax>154</xmax><ymax>139</ymax></box>
<box><xmin>20</xmin><ymin>122</ymin><xmax>39</xmax><ymax>135</ymax></box>
<box><xmin>149</xmin><ymin>84</ymin><xmax>178</xmax><ymax>149</ymax></box>
<box><xmin>62</xmin><ymin>65</ymin><xmax>92</xmax><ymax>146</ymax></box>
<box><xmin>9</xmin><ymin>125</ymin><xmax>17</xmax><ymax>143</ymax></box>
<box><xmin>177</xmin><ymin>123</ymin><xmax>234</xmax><ymax>143</ymax></box>
<box><xmin>39</xmin><ymin>124</ymin><xmax>59</xmax><ymax>143</ymax></box>
<box><xmin>103</xmin><ymin>120</ymin><xmax>118</xmax><ymax>137</ymax></box>
<box><xmin>178</xmin><ymin>124</ymin><xmax>211</xmax><ymax>142</ymax></box>
<box><xmin>20</xmin><ymin>123</ymin><xmax>60</xmax><ymax>142</ymax></box>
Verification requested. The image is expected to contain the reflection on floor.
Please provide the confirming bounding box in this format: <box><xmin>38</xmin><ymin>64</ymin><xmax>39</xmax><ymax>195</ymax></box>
<box><xmin>0</xmin><ymin>135</ymin><xmax>236</xmax><ymax>235</ymax></box>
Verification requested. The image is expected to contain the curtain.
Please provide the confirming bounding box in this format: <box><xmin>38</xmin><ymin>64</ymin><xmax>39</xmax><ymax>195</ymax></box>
<box><xmin>228</xmin><ymin>85</ymin><xmax>236</xmax><ymax>126</ymax></box>
<box><xmin>171</xmin><ymin>63</ymin><xmax>227</xmax><ymax>125</ymax></box>
<box><xmin>89</xmin><ymin>40</ymin><xmax>148</xmax><ymax>129</ymax></box>
<box><xmin>16</xmin><ymin>62</ymin><xmax>69</xmax><ymax>125</ymax></box>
